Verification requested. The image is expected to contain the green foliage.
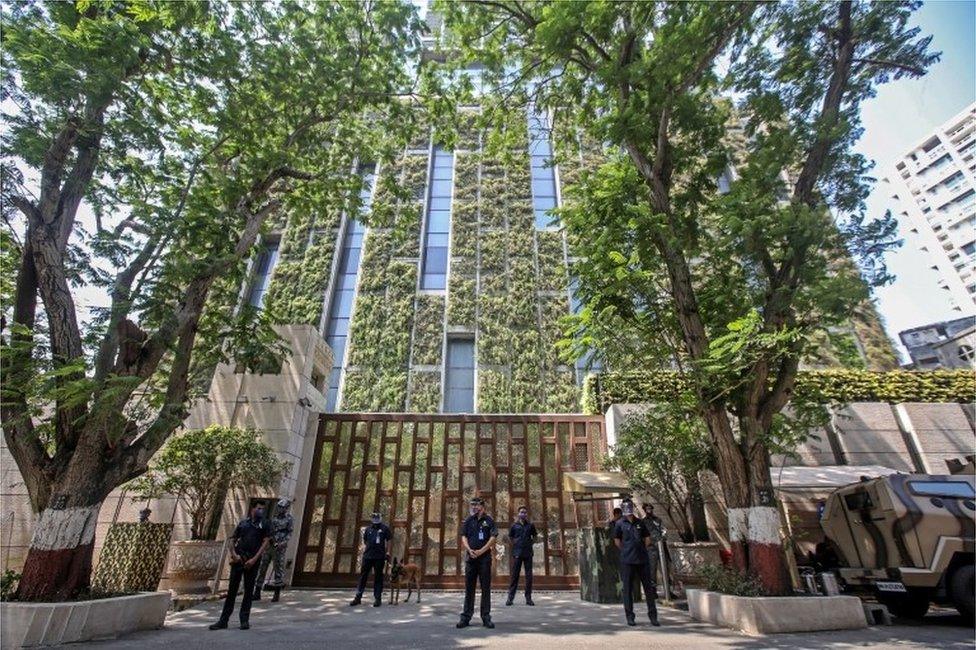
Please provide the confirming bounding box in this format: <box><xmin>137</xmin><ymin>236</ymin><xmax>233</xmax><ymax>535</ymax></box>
<box><xmin>582</xmin><ymin>369</ymin><xmax>976</xmax><ymax>414</ymax></box>
<box><xmin>1</xmin><ymin>570</ymin><xmax>21</xmax><ymax>601</ymax></box>
<box><xmin>607</xmin><ymin>405</ymin><xmax>713</xmax><ymax>542</ymax></box>
<box><xmin>408</xmin><ymin>371</ymin><xmax>441</xmax><ymax>412</ymax></box>
<box><xmin>697</xmin><ymin>564</ymin><xmax>767</xmax><ymax>597</ymax></box>
<box><xmin>129</xmin><ymin>425</ymin><xmax>287</xmax><ymax>540</ymax></box>
<box><xmin>412</xmin><ymin>295</ymin><xmax>445</xmax><ymax>366</ymax></box>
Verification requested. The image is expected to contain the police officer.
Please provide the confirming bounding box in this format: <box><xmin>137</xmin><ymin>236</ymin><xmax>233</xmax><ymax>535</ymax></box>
<box><xmin>613</xmin><ymin>500</ymin><xmax>659</xmax><ymax>627</ymax></box>
<box><xmin>210</xmin><ymin>501</ymin><xmax>271</xmax><ymax>631</ymax></box>
<box><xmin>350</xmin><ymin>512</ymin><xmax>392</xmax><ymax>607</ymax></box>
<box><xmin>253</xmin><ymin>497</ymin><xmax>294</xmax><ymax>602</ymax></box>
<box><xmin>457</xmin><ymin>497</ymin><xmax>498</xmax><ymax>629</ymax></box>
<box><xmin>606</xmin><ymin>506</ymin><xmax>623</xmax><ymax>533</ymax></box>
<box><xmin>641</xmin><ymin>503</ymin><xmax>674</xmax><ymax>598</ymax></box>
<box><xmin>506</xmin><ymin>505</ymin><xmax>538</xmax><ymax>606</ymax></box>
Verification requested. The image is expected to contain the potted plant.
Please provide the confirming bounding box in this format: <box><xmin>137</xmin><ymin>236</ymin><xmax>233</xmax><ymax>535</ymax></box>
<box><xmin>130</xmin><ymin>426</ymin><xmax>288</xmax><ymax>594</ymax></box>
<box><xmin>608</xmin><ymin>404</ymin><xmax>722</xmax><ymax>583</ymax></box>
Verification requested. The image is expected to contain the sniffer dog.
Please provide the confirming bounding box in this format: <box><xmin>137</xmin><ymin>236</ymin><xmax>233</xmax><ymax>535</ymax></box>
<box><xmin>389</xmin><ymin>557</ymin><xmax>421</xmax><ymax>604</ymax></box>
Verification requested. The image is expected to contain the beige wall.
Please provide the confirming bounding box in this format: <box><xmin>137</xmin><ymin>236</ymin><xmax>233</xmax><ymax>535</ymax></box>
<box><xmin>1</xmin><ymin>324</ymin><xmax>331</xmax><ymax>588</ymax></box>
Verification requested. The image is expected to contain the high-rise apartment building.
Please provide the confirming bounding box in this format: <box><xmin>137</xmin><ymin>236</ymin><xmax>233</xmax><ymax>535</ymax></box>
<box><xmin>884</xmin><ymin>103</ymin><xmax>976</xmax><ymax>313</ymax></box>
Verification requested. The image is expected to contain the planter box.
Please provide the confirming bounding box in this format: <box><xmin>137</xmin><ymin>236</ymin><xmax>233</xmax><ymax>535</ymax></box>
<box><xmin>167</xmin><ymin>540</ymin><xmax>224</xmax><ymax>594</ymax></box>
<box><xmin>686</xmin><ymin>589</ymin><xmax>867</xmax><ymax>635</ymax></box>
<box><xmin>1</xmin><ymin>591</ymin><xmax>171</xmax><ymax>647</ymax></box>
<box><xmin>671</xmin><ymin>542</ymin><xmax>721</xmax><ymax>584</ymax></box>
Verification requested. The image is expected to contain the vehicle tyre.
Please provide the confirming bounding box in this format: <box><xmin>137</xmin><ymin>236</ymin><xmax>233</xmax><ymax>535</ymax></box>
<box><xmin>948</xmin><ymin>563</ymin><xmax>975</xmax><ymax>623</ymax></box>
<box><xmin>878</xmin><ymin>588</ymin><xmax>930</xmax><ymax>619</ymax></box>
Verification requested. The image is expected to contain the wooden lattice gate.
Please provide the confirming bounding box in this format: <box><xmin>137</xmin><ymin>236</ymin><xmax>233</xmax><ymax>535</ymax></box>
<box><xmin>294</xmin><ymin>413</ymin><xmax>607</xmax><ymax>589</ymax></box>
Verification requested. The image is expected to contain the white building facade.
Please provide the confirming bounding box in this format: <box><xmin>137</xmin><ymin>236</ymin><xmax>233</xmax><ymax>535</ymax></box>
<box><xmin>884</xmin><ymin>103</ymin><xmax>976</xmax><ymax>314</ymax></box>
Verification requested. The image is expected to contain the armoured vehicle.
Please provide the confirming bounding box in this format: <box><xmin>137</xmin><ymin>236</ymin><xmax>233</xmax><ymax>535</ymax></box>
<box><xmin>820</xmin><ymin>466</ymin><xmax>975</xmax><ymax>620</ymax></box>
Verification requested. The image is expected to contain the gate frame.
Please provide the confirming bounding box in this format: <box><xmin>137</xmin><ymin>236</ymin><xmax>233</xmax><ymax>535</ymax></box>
<box><xmin>293</xmin><ymin>412</ymin><xmax>607</xmax><ymax>589</ymax></box>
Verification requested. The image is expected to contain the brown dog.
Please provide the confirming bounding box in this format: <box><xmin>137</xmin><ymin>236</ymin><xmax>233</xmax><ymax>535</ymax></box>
<box><xmin>389</xmin><ymin>557</ymin><xmax>421</xmax><ymax>604</ymax></box>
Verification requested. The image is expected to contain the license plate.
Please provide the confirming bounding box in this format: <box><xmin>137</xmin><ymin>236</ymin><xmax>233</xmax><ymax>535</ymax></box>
<box><xmin>876</xmin><ymin>581</ymin><xmax>907</xmax><ymax>593</ymax></box>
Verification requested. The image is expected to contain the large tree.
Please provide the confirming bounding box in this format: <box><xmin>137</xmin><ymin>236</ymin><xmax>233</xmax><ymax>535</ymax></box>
<box><xmin>1</xmin><ymin>0</ymin><xmax>426</xmax><ymax>600</ymax></box>
<box><xmin>442</xmin><ymin>0</ymin><xmax>936</xmax><ymax>593</ymax></box>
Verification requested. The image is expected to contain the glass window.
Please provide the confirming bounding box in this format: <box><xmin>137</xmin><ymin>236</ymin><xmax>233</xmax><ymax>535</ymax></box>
<box><xmin>324</xmin><ymin>163</ymin><xmax>377</xmax><ymax>410</ymax></box>
<box><xmin>909</xmin><ymin>481</ymin><xmax>976</xmax><ymax>498</ymax></box>
<box><xmin>420</xmin><ymin>147</ymin><xmax>454</xmax><ymax>291</ymax></box>
<box><xmin>444</xmin><ymin>339</ymin><xmax>475</xmax><ymax>413</ymax></box>
<box><xmin>246</xmin><ymin>239</ymin><xmax>279</xmax><ymax>308</ymax></box>
<box><xmin>427</xmin><ymin>211</ymin><xmax>451</xmax><ymax>233</ymax></box>
<box><xmin>430</xmin><ymin>178</ymin><xmax>453</xmax><ymax>196</ymax></box>
<box><xmin>532</xmin><ymin>176</ymin><xmax>556</xmax><ymax>198</ymax></box>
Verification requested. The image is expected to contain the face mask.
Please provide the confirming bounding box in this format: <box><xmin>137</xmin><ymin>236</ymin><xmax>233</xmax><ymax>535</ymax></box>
<box><xmin>470</xmin><ymin>507</ymin><xmax>478</xmax><ymax>516</ymax></box>
<box><xmin>254</xmin><ymin>509</ymin><xmax>265</xmax><ymax>521</ymax></box>
<box><xmin>518</xmin><ymin>512</ymin><xmax>527</xmax><ymax>520</ymax></box>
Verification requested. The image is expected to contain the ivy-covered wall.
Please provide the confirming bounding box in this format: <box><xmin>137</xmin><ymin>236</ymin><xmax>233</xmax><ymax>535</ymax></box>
<box><xmin>341</xmin><ymin>152</ymin><xmax>426</xmax><ymax>411</ymax></box>
<box><xmin>581</xmin><ymin>369</ymin><xmax>976</xmax><ymax>414</ymax></box>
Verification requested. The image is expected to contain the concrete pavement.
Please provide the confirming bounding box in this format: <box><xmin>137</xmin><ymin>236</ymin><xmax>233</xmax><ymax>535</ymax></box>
<box><xmin>84</xmin><ymin>589</ymin><xmax>974</xmax><ymax>649</ymax></box>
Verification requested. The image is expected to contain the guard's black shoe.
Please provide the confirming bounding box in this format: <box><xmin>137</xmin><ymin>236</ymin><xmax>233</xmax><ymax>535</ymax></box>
<box><xmin>252</xmin><ymin>591</ymin><xmax>261</xmax><ymax>601</ymax></box>
<box><xmin>526</xmin><ymin>598</ymin><xmax>535</xmax><ymax>606</ymax></box>
<box><xmin>456</xmin><ymin>619</ymin><xmax>470</xmax><ymax>629</ymax></box>
<box><xmin>349</xmin><ymin>597</ymin><xmax>362</xmax><ymax>606</ymax></box>
<box><xmin>373</xmin><ymin>599</ymin><xmax>382</xmax><ymax>607</ymax></box>
<box><xmin>626</xmin><ymin>617</ymin><xmax>636</xmax><ymax>627</ymax></box>
<box><xmin>209</xmin><ymin>622</ymin><xmax>228</xmax><ymax>630</ymax></box>
<box><xmin>483</xmin><ymin>620</ymin><xmax>495</xmax><ymax>629</ymax></box>
<box><xmin>650</xmin><ymin>617</ymin><xmax>661</xmax><ymax>627</ymax></box>
<box><xmin>240</xmin><ymin>622</ymin><xmax>250</xmax><ymax>630</ymax></box>
<box><xmin>271</xmin><ymin>588</ymin><xmax>281</xmax><ymax>603</ymax></box>
<box><xmin>505</xmin><ymin>598</ymin><xmax>513</xmax><ymax>606</ymax></box>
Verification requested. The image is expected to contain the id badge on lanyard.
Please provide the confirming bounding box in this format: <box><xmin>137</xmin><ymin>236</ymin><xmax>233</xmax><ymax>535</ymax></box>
<box><xmin>478</xmin><ymin>528</ymin><xmax>484</xmax><ymax>541</ymax></box>
<box><xmin>375</xmin><ymin>531</ymin><xmax>381</xmax><ymax>545</ymax></box>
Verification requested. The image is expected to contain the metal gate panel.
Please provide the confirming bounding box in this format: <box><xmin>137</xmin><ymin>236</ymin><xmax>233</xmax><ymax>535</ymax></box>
<box><xmin>294</xmin><ymin>413</ymin><xmax>606</xmax><ymax>589</ymax></box>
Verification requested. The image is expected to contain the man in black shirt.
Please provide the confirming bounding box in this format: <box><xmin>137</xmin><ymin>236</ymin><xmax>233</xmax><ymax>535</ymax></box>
<box><xmin>506</xmin><ymin>505</ymin><xmax>538</xmax><ymax>606</ymax></box>
<box><xmin>606</xmin><ymin>506</ymin><xmax>623</xmax><ymax>533</ymax></box>
<box><xmin>613</xmin><ymin>500</ymin><xmax>659</xmax><ymax>627</ymax></box>
<box><xmin>210</xmin><ymin>501</ymin><xmax>271</xmax><ymax>631</ymax></box>
<box><xmin>457</xmin><ymin>497</ymin><xmax>498</xmax><ymax>629</ymax></box>
<box><xmin>350</xmin><ymin>512</ymin><xmax>392</xmax><ymax>607</ymax></box>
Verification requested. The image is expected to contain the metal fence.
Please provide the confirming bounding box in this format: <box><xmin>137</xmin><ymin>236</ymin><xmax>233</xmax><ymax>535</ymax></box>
<box><xmin>294</xmin><ymin>413</ymin><xmax>607</xmax><ymax>589</ymax></box>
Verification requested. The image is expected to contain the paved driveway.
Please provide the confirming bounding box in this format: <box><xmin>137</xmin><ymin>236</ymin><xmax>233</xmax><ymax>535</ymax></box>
<box><xmin>85</xmin><ymin>590</ymin><xmax>973</xmax><ymax>649</ymax></box>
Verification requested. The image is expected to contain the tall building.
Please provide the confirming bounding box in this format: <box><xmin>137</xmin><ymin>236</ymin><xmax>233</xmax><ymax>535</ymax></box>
<box><xmin>884</xmin><ymin>103</ymin><xmax>976</xmax><ymax>313</ymax></box>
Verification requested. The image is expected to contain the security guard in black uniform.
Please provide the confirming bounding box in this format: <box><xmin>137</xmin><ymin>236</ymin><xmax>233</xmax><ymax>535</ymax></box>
<box><xmin>613</xmin><ymin>500</ymin><xmax>660</xmax><ymax>627</ymax></box>
<box><xmin>350</xmin><ymin>512</ymin><xmax>392</xmax><ymax>607</ymax></box>
<box><xmin>210</xmin><ymin>501</ymin><xmax>271</xmax><ymax>631</ymax></box>
<box><xmin>506</xmin><ymin>505</ymin><xmax>538</xmax><ymax>606</ymax></box>
<box><xmin>457</xmin><ymin>497</ymin><xmax>498</xmax><ymax>629</ymax></box>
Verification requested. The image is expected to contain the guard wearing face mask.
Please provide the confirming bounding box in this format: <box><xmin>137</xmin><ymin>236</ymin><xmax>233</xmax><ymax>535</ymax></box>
<box><xmin>210</xmin><ymin>501</ymin><xmax>270</xmax><ymax>631</ymax></box>
<box><xmin>457</xmin><ymin>497</ymin><xmax>498</xmax><ymax>629</ymax></box>
<box><xmin>253</xmin><ymin>498</ymin><xmax>294</xmax><ymax>603</ymax></box>
<box><xmin>613</xmin><ymin>500</ymin><xmax>659</xmax><ymax>627</ymax></box>
<box><xmin>350</xmin><ymin>512</ymin><xmax>392</xmax><ymax>607</ymax></box>
<box><xmin>506</xmin><ymin>506</ymin><xmax>538</xmax><ymax>606</ymax></box>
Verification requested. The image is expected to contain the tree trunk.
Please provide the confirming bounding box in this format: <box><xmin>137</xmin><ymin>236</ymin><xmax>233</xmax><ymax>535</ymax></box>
<box><xmin>738</xmin><ymin>415</ymin><xmax>793</xmax><ymax>595</ymax></box>
<box><xmin>201</xmin><ymin>481</ymin><xmax>230</xmax><ymax>541</ymax></box>
<box><xmin>685</xmin><ymin>471</ymin><xmax>710</xmax><ymax>542</ymax></box>
<box><xmin>16</xmin><ymin>501</ymin><xmax>102</xmax><ymax>601</ymax></box>
<box><xmin>700</xmin><ymin>404</ymin><xmax>750</xmax><ymax>569</ymax></box>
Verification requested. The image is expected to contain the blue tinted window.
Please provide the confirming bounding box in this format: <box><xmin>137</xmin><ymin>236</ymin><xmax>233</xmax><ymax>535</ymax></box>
<box><xmin>421</xmin><ymin>147</ymin><xmax>454</xmax><ymax>290</ymax></box>
<box><xmin>247</xmin><ymin>240</ymin><xmax>279</xmax><ymax>308</ymax></box>
<box><xmin>325</xmin><ymin>162</ymin><xmax>377</xmax><ymax>410</ymax></box>
<box><xmin>444</xmin><ymin>339</ymin><xmax>475</xmax><ymax>413</ymax></box>
<box><xmin>527</xmin><ymin>110</ymin><xmax>559</xmax><ymax>231</ymax></box>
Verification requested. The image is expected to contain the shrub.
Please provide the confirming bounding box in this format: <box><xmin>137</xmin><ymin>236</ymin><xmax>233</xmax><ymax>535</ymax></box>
<box><xmin>697</xmin><ymin>564</ymin><xmax>767</xmax><ymax>597</ymax></box>
<box><xmin>1</xmin><ymin>570</ymin><xmax>21</xmax><ymax>601</ymax></box>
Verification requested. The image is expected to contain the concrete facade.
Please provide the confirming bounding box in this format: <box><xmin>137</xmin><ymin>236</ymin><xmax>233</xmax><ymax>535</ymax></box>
<box><xmin>0</xmin><ymin>324</ymin><xmax>331</xmax><ymax>588</ymax></box>
<box><xmin>899</xmin><ymin>315</ymin><xmax>976</xmax><ymax>369</ymax></box>
<box><xmin>883</xmin><ymin>102</ymin><xmax>976</xmax><ymax>313</ymax></box>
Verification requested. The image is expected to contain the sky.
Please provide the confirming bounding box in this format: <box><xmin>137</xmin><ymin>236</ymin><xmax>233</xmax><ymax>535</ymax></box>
<box><xmin>855</xmin><ymin>0</ymin><xmax>976</xmax><ymax>360</ymax></box>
